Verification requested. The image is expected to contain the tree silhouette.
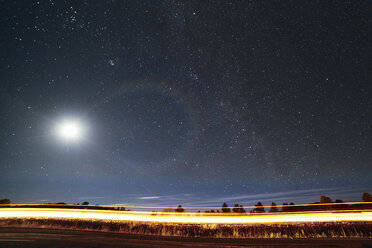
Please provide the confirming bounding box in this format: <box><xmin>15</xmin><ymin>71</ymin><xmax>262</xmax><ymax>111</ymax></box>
<box><xmin>320</xmin><ymin>195</ymin><xmax>333</xmax><ymax>203</ymax></box>
<box><xmin>221</xmin><ymin>203</ymin><xmax>231</xmax><ymax>213</ymax></box>
<box><xmin>253</xmin><ymin>201</ymin><xmax>265</xmax><ymax>213</ymax></box>
<box><xmin>175</xmin><ymin>205</ymin><xmax>185</xmax><ymax>212</ymax></box>
<box><xmin>289</xmin><ymin>202</ymin><xmax>296</xmax><ymax>212</ymax></box>
<box><xmin>269</xmin><ymin>202</ymin><xmax>278</xmax><ymax>212</ymax></box>
<box><xmin>232</xmin><ymin>204</ymin><xmax>239</xmax><ymax>213</ymax></box>
<box><xmin>362</xmin><ymin>192</ymin><xmax>372</xmax><ymax>202</ymax></box>
<box><xmin>0</xmin><ymin>199</ymin><xmax>10</xmax><ymax>204</ymax></box>
<box><xmin>82</xmin><ymin>201</ymin><xmax>89</xmax><ymax>205</ymax></box>
<box><xmin>232</xmin><ymin>204</ymin><xmax>246</xmax><ymax>213</ymax></box>
<box><xmin>334</xmin><ymin>199</ymin><xmax>347</xmax><ymax>210</ymax></box>
<box><xmin>281</xmin><ymin>202</ymin><xmax>289</xmax><ymax>212</ymax></box>
<box><xmin>319</xmin><ymin>196</ymin><xmax>334</xmax><ymax>210</ymax></box>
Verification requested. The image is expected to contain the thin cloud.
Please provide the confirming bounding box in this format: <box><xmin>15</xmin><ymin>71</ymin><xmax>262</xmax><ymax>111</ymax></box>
<box><xmin>139</xmin><ymin>196</ymin><xmax>160</xmax><ymax>200</ymax></box>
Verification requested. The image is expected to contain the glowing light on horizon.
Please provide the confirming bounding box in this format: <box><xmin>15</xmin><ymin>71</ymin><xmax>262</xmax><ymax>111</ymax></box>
<box><xmin>1</xmin><ymin>208</ymin><xmax>372</xmax><ymax>224</ymax></box>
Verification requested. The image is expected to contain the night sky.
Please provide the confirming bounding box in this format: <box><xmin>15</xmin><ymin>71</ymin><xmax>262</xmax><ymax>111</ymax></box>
<box><xmin>1</xmin><ymin>1</ymin><xmax>371</xmax><ymax>207</ymax></box>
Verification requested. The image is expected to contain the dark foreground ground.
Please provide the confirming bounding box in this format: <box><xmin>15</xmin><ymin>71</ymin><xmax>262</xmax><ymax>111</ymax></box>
<box><xmin>1</xmin><ymin>228</ymin><xmax>372</xmax><ymax>248</ymax></box>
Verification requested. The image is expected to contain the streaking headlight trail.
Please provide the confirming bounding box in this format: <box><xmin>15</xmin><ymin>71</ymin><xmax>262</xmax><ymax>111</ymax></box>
<box><xmin>1</xmin><ymin>208</ymin><xmax>372</xmax><ymax>224</ymax></box>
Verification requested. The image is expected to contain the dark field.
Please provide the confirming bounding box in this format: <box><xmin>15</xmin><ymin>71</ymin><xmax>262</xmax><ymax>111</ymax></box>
<box><xmin>1</xmin><ymin>218</ymin><xmax>372</xmax><ymax>239</ymax></box>
<box><xmin>1</xmin><ymin>228</ymin><xmax>372</xmax><ymax>248</ymax></box>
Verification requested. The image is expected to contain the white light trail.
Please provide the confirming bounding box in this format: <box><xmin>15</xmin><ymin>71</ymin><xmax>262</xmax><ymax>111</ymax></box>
<box><xmin>1</xmin><ymin>208</ymin><xmax>372</xmax><ymax>224</ymax></box>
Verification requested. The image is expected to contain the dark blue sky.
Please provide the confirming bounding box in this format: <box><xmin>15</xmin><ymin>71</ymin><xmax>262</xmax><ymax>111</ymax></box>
<box><xmin>0</xmin><ymin>1</ymin><xmax>371</xmax><ymax>207</ymax></box>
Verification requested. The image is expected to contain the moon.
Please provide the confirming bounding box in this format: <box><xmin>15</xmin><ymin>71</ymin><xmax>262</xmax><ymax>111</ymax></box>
<box><xmin>56</xmin><ymin>119</ymin><xmax>84</xmax><ymax>142</ymax></box>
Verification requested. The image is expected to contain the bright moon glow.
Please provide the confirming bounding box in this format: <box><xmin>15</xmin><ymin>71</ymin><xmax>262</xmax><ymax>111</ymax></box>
<box><xmin>56</xmin><ymin>120</ymin><xmax>84</xmax><ymax>142</ymax></box>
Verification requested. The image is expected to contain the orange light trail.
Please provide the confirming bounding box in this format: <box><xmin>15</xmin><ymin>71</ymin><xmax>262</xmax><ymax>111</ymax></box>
<box><xmin>0</xmin><ymin>202</ymin><xmax>372</xmax><ymax>210</ymax></box>
<box><xmin>1</xmin><ymin>208</ymin><xmax>372</xmax><ymax>224</ymax></box>
<box><xmin>2</xmin><ymin>201</ymin><xmax>372</xmax><ymax>209</ymax></box>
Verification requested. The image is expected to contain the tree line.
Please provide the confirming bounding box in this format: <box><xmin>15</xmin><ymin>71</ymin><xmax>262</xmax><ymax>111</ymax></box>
<box><xmin>210</xmin><ymin>192</ymin><xmax>372</xmax><ymax>214</ymax></box>
<box><xmin>164</xmin><ymin>192</ymin><xmax>372</xmax><ymax>213</ymax></box>
<box><xmin>1</xmin><ymin>192</ymin><xmax>372</xmax><ymax>213</ymax></box>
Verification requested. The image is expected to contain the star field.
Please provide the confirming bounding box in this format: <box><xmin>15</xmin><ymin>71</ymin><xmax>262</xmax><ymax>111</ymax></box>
<box><xmin>0</xmin><ymin>1</ymin><xmax>371</xmax><ymax>205</ymax></box>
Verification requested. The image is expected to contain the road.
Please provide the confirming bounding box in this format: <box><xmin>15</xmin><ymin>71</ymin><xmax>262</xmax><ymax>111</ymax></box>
<box><xmin>1</xmin><ymin>227</ymin><xmax>372</xmax><ymax>248</ymax></box>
